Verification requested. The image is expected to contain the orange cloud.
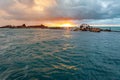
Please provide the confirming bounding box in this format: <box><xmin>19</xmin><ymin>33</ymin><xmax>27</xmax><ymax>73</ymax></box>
<box><xmin>33</xmin><ymin>0</ymin><xmax>57</xmax><ymax>12</ymax></box>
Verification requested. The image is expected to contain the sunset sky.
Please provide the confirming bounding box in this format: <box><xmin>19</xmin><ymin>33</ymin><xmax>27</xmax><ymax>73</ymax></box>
<box><xmin>0</xmin><ymin>0</ymin><xmax>120</xmax><ymax>27</ymax></box>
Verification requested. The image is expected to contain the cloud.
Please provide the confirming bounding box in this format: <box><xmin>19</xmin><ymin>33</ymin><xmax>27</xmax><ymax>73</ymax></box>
<box><xmin>0</xmin><ymin>0</ymin><xmax>120</xmax><ymax>25</ymax></box>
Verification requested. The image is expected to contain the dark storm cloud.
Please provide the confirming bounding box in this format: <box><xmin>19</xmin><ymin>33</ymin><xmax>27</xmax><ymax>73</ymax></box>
<box><xmin>53</xmin><ymin>0</ymin><xmax>120</xmax><ymax>20</ymax></box>
<box><xmin>0</xmin><ymin>0</ymin><xmax>120</xmax><ymax>21</ymax></box>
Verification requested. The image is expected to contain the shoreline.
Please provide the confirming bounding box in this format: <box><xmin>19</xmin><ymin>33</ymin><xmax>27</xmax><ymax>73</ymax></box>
<box><xmin>0</xmin><ymin>24</ymin><xmax>120</xmax><ymax>32</ymax></box>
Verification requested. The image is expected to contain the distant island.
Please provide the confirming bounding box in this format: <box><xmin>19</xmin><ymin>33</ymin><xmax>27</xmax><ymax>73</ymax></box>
<box><xmin>0</xmin><ymin>24</ymin><xmax>66</xmax><ymax>29</ymax></box>
<box><xmin>0</xmin><ymin>23</ymin><xmax>114</xmax><ymax>32</ymax></box>
<box><xmin>0</xmin><ymin>24</ymin><xmax>48</xmax><ymax>29</ymax></box>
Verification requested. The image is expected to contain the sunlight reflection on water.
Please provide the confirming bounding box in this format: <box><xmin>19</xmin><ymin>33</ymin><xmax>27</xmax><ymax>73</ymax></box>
<box><xmin>0</xmin><ymin>29</ymin><xmax>120</xmax><ymax>80</ymax></box>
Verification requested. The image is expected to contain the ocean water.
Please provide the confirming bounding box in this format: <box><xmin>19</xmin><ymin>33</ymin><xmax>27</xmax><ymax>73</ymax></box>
<box><xmin>0</xmin><ymin>28</ymin><xmax>120</xmax><ymax>80</ymax></box>
<box><xmin>99</xmin><ymin>27</ymin><xmax>120</xmax><ymax>31</ymax></box>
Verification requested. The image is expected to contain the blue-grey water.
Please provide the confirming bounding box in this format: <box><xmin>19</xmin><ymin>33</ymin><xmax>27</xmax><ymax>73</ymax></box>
<box><xmin>99</xmin><ymin>27</ymin><xmax>120</xmax><ymax>31</ymax></box>
<box><xmin>0</xmin><ymin>28</ymin><xmax>120</xmax><ymax>80</ymax></box>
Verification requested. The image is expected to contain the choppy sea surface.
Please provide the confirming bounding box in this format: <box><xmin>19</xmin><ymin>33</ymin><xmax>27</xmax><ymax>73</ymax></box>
<box><xmin>0</xmin><ymin>28</ymin><xmax>120</xmax><ymax>80</ymax></box>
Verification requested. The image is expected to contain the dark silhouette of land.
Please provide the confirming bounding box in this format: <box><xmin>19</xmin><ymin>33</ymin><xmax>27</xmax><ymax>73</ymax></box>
<box><xmin>0</xmin><ymin>23</ymin><xmax>118</xmax><ymax>32</ymax></box>
<box><xmin>0</xmin><ymin>24</ymin><xmax>48</xmax><ymax>29</ymax></box>
<box><xmin>73</xmin><ymin>24</ymin><xmax>112</xmax><ymax>32</ymax></box>
<box><xmin>0</xmin><ymin>24</ymin><xmax>66</xmax><ymax>30</ymax></box>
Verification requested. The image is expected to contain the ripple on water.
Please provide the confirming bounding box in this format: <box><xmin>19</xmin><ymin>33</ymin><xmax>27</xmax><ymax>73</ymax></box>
<box><xmin>0</xmin><ymin>29</ymin><xmax>120</xmax><ymax>80</ymax></box>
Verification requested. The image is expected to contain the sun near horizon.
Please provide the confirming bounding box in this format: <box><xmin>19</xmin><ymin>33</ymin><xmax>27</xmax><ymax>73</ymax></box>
<box><xmin>60</xmin><ymin>23</ymin><xmax>72</xmax><ymax>27</ymax></box>
<box><xmin>44</xmin><ymin>21</ymin><xmax>77</xmax><ymax>27</ymax></box>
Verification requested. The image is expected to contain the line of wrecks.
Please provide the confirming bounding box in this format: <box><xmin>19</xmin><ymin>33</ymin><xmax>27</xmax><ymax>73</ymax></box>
<box><xmin>73</xmin><ymin>24</ymin><xmax>111</xmax><ymax>32</ymax></box>
<box><xmin>0</xmin><ymin>23</ymin><xmax>117</xmax><ymax>32</ymax></box>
